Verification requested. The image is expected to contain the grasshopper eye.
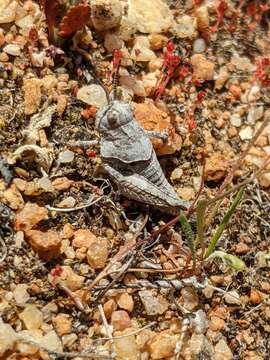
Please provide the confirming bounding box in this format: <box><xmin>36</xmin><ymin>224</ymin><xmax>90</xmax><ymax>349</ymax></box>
<box><xmin>107</xmin><ymin>111</ymin><xmax>118</xmax><ymax>127</ymax></box>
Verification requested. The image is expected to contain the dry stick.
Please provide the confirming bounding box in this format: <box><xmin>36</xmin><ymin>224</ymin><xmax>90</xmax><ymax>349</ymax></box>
<box><xmin>98</xmin><ymin>304</ymin><xmax>115</xmax><ymax>358</ymax></box>
<box><xmin>46</xmin><ymin>195</ymin><xmax>104</xmax><ymax>212</ymax></box>
<box><xmin>58</xmin><ymin>282</ymin><xmax>89</xmax><ymax>313</ymax></box>
<box><xmin>205</xmin><ymin>111</ymin><xmax>270</xmax><ymax>227</ymax></box>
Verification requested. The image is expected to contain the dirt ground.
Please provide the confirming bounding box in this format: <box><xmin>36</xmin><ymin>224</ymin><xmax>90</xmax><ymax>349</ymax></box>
<box><xmin>0</xmin><ymin>0</ymin><xmax>270</xmax><ymax>359</ymax></box>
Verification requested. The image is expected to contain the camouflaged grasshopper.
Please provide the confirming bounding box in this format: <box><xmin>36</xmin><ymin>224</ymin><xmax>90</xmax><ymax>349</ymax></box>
<box><xmin>95</xmin><ymin>99</ymin><xmax>189</xmax><ymax>212</ymax></box>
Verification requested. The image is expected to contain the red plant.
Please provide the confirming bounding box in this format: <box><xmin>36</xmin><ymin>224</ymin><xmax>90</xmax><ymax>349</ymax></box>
<box><xmin>210</xmin><ymin>0</ymin><xmax>228</xmax><ymax>32</ymax></box>
<box><xmin>39</xmin><ymin>0</ymin><xmax>61</xmax><ymax>41</ymax></box>
<box><xmin>51</xmin><ymin>264</ymin><xmax>63</xmax><ymax>286</ymax></box>
<box><xmin>246</xmin><ymin>1</ymin><xmax>269</xmax><ymax>30</ymax></box>
<box><xmin>187</xmin><ymin>116</ymin><xmax>197</xmax><ymax>133</ymax></box>
<box><xmin>155</xmin><ymin>41</ymin><xmax>181</xmax><ymax>100</ymax></box>
<box><xmin>112</xmin><ymin>49</ymin><xmax>123</xmax><ymax>69</ymax></box>
<box><xmin>255</xmin><ymin>58</ymin><xmax>270</xmax><ymax>87</ymax></box>
<box><xmin>59</xmin><ymin>3</ymin><xmax>91</xmax><ymax>38</ymax></box>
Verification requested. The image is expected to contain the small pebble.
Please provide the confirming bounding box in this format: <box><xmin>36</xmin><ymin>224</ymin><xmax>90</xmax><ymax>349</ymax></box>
<box><xmin>239</xmin><ymin>126</ymin><xmax>253</xmax><ymax>140</ymax></box>
<box><xmin>3</xmin><ymin>44</ymin><xmax>20</xmax><ymax>56</ymax></box>
<box><xmin>224</xmin><ymin>290</ymin><xmax>241</xmax><ymax>305</ymax></box>
<box><xmin>193</xmin><ymin>38</ymin><xmax>206</xmax><ymax>53</ymax></box>
<box><xmin>111</xmin><ymin>310</ymin><xmax>131</xmax><ymax>331</ymax></box>
<box><xmin>230</xmin><ymin>114</ymin><xmax>242</xmax><ymax>127</ymax></box>
<box><xmin>19</xmin><ymin>305</ymin><xmax>43</xmax><ymax>330</ymax></box>
<box><xmin>77</xmin><ymin>84</ymin><xmax>108</xmax><ymax>108</ymax></box>
<box><xmin>58</xmin><ymin>150</ymin><xmax>74</xmax><ymax>164</ymax></box>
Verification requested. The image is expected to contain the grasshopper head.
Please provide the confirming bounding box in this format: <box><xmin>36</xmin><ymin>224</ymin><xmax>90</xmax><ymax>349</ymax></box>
<box><xmin>95</xmin><ymin>100</ymin><xmax>133</xmax><ymax>134</ymax></box>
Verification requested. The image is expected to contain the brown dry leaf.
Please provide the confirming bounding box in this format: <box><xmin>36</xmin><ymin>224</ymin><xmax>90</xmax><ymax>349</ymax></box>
<box><xmin>10</xmin><ymin>145</ymin><xmax>54</xmax><ymax>173</ymax></box>
<box><xmin>59</xmin><ymin>3</ymin><xmax>90</xmax><ymax>38</ymax></box>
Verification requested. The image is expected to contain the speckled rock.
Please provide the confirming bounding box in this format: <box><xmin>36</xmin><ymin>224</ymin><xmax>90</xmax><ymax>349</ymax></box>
<box><xmin>91</xmin><ymin>0</ymin><xmax>122</xmax><ymax>31</ymax></box>
<box><xmin>127</xmin><ymin>0</ymin><xmax>173</xmax><ymax>34</ymax></box>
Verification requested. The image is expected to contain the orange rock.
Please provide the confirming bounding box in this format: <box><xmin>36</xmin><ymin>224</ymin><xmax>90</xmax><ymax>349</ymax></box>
<box><xmin>25</xmin><ymin>229</ymin><xmax>61</xmax><ymax>260</ymax></box>
<box><xmin>87</xmin><ymin>237</ymin><xmax>109</xmax><ymax>269</ymax></box>
<box><xmin>250</xmin><ymin>289</ymin><xmax>263</xmax><ymax>305</ymax></box>
<box><xmin>56</xmin><ymin>95</ymin><xmax>67</xmax><ymax>116</ymax></box>
<box><xmin>52</xmin><ymin>314</ymin><xmax>72</xmax><ymax>336</ymax></box>
<box><xmin>14</xmin><ymin>202</ymin><xmax>48</xmax><ymax>231</ymax></box>
<box><xmin>72</xmin><ymin>229</ymin><xmax>97</xmax><ymax>248</ymax></box>
<box><xmin>133</xmin><ymin>101</ymin><xmax>182</xmax><ymax>155</ymax></box>
<box><xmin>111</xmin><ymin>310</ymin><xmax>131</xmax><ymax>331</ymax></box>
<box><xmin>205</xmin><ymin>153</ymin><xmax>229</xmax><ymax>182</ymax></box>
<box><xmin>2</xmin><ymin>183</ymin><xmax>24</xmax><ymax>210</ymax></box>
<box><xmin>52</xmin><ymin>177</ymin><xmax>74</xmax><ymax>191</ymax></box>
<box><xmin>23</xmin><ymin>78</ymin><xmax>41</xmax><ymax>115</ymax></box>
<box><xmin>104</xmin><ymin>299</ymin><xmax>117</xmax><ymax>319</ymax></box>
<box><xmin>191</xmin><ymin>54</ymin><xmax>214</xmax><ymax>81</ymax></box>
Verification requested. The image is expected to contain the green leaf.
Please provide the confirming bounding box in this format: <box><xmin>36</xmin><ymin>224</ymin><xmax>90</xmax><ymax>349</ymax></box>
<box><xmin>209</xmin><ymin>251</ymin><xmax>246</xmax><ymax>271</ymax></box>
<box><xmin>204</xmin><ymin>187</ymin><xmax>245</xmax><ymax>258</ymax></box>
<box><xmin>196</xmin><ymin>199</ymin><xmax>208</xmax><ymax>253</ymax></box>
<box><xmin>179</xmin><ymin>211</ymin><xmax>196</xmax><ymax>265</ymax></box>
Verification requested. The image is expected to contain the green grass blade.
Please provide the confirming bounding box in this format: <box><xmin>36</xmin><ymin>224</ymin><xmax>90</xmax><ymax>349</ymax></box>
<box><xmin>196</xmin><ymin>199</ymin><xmax>208</xmax><ymax>254</ymax></box>
<box><xmin>179</xmin><ymin>211</ymin><xmax>196</xmax><ymax>265</ymax></box>
<box><xmin>204</xmin><ymin>187</ymin><xmax>245</xmax><ymax>259</ymax></box>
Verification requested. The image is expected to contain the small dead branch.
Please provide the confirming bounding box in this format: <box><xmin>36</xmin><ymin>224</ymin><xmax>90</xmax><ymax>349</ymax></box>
<box><xmin>46</xmin><ymin>195</ymin><xmax>104</xmax><ymax>212</ymax></box>
<box><xmin>98</xmin><ymin>304</ymin><xmax>115</xmax><ymax>358</ymax></box>
<box><xmin>58</xmin><ymin>282</ymin><xmax>90</xmax><ymax>313</ymax></box>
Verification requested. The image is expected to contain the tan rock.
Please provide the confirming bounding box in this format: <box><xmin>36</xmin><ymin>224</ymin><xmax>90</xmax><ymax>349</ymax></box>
<box><xmin>91</xmin><ymin>0</ymin><xmax>122</xmax><ymax>31</ymax></box>
<box><xmin>52</xmin><ymin>314</ymin><xmax>72</xmax><ymax>336</ymax></box>
<box><xmin>14</xmin><ymin>202</ymin><xmax>48</xmax><ymax>231</ymax></box>
<box><xmin>174</xmin><ymin>15</ymin><xmax>197</xmax><ymax>39</ymax></box>
<box><xmin>176</xmin><ymin>187</ymin><xmax>195</xmax><ymax>201</ymax></box>
<box><xmin>52</xmin><ymin>177</ymin><xmax>74</xmax><ymax>191</ymax></box>
<box><xmin>54</xmin><ymin>265</ymin><xmax>85</xmax><ymax>291</ymax></box>
<box><xmin>111</xmin><ymin>310</ymin><xmax>131</xmax><ymax>331</ymax></box>
<box><xmin>104</xmin><ymin>299</ymin><xmax>117</xmax><ymax>319</ymax></box>
<box><xmin>191</xmin><ymin>54</ymin><xmax>215</xmax><ymax>81</ymax></box>
<box><xmin>56</xmin><ymin>95</ymin><xmax>67</xmax><ymax>116</ymax></box>
<box><xmin>72</xmin><ymin>229</ymin><xmax>97</xmax><ymax>248</ymax></box>
<box><xmin>25</xmin><ymin>229</ymin><xmax>61</xmax><ymax>260</ymax></box>
<box><xmin>127</xmin><ymin>0</ymin><xmax>173</xmax><ymax>34</ymax></box>
<box><xmin>214</xmin><ymin>339</ymin><xmax>233</xmax><ymax>360</ymax></box>
<box><xmin>148</xmin><ymin>331</ymin><xmax>178</xmax><ymax>359</ymax></box>
<box><xmin>0</xmin><ymin>323</ymin><xmax>18</xmax><ymax>356</ymax></box>
<box><xmin>117</xmin><ymin>293</ymin><xmax>134</xmax><ymax>312</ymax></box>
<box><xmin>0</xmin><ymin>0</ymin><xmax>18</xmax><ymax>24</ymax></box>
<box><xmin>16</xmin><ymin>329</ymin><xmax>43</xmax><ymax>355</ymax></box>
<box><xmin>40</xmin><ymin>330</ymin><xmax>63</xmax><ymax>358</ymax></box>
<box><xmin>209</xmin><ymin>316</ymin><xmax>225</xmax><ymax>332</ymax></box>
<box><xmin>133</xmin><ymin>101</ymin><xmax>182</xmax><ymax>155</ymax></box>
<box><xmin>148</xmin><ymin>34</ymin><xmax>168</xmax><ymax>50</ymax></box>
<box><xmin>87</xmin><ymin>237</ymin><xmax>109</xmax><ymax>269</ymax></box>
<box><xmin>2</xmin><ymin>183</ymin><xmax>24</xmax><ymax>210</ymax></box>
<box><xmin>114</xmin><ymin>329</ymin><xmax>140</xmax><ymax>360</ymax></box>
<box><xmin>3</xmin><ymin>43</ymin><xmax>21</xmax><ymax>56</ymax></box>
<box><xmin>205</xmin><ymin>153</ymin><xmax>229</xmax><ymax>182</ymax></box>
<box><xmin>23</xmin><ymin>78</ymin><xmax>41</xmax><ymax>115</ymax></box>
<box><xmin>19</xmin><ymin>305</ymin><xmax>43</xmax><ymax>330</ymax></box>
<box><xmin>131</xmin><ymin>36</ymin><xmax>156</xmax><ymax>62</ymax></box>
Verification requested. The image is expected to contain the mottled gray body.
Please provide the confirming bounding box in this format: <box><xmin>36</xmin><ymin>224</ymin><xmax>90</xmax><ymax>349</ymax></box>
<box><xmin>95</xmin><ymin>100</ymin><xmax>189</xmax><ymax>211</ymax></box>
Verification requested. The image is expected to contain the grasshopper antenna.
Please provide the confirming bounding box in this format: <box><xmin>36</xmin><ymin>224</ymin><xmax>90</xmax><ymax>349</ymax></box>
<box><xmin>112</xmin><ymin>49</ymin><xmax>123</xmax><ymax>101</ymax></box>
